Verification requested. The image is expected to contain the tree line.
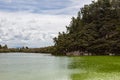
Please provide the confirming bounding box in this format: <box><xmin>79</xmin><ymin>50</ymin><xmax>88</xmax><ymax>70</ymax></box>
<box><xmin>0</xmin><ymin>44</ymin><xmax>53</xmax><ymax>53</ymax></box>
<box><xmin>52</xmin><ymin>0</ymin><xmax>120</xmax><ymax>55</ymax></box>
<box><xmin>0</xmin><ymin>44</ymin><xmax>8</xmax><ymax>49</ymax></box>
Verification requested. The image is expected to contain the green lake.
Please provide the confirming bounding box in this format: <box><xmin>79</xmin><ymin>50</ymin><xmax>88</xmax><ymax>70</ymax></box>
<box><xmin>0</xmin><ymin>53</ymin><xmax>120</xmax><ymax>80</ymax></box>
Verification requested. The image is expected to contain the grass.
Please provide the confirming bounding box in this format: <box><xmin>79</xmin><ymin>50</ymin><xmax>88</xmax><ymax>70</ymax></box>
<box><xmin>69</xmin><ymin>56</ymin><xmax>120</xmax><ymax>80</ymax></box>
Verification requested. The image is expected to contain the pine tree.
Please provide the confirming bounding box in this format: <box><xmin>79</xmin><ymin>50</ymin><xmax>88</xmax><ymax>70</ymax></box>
<box><xmin>52</xmin><ymin>0</ymin><xmax>120</xmax><ymax>55</ymax></box>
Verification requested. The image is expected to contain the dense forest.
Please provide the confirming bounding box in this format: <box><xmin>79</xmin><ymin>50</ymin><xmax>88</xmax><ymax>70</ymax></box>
<box><xmin>52</xmin><ymin>0</ymin><xmax>120</xmax><ymax>55</ymax></box>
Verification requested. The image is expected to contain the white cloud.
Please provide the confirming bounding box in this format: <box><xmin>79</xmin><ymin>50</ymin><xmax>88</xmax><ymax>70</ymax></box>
<box><xmin>0</xmin><ymin>0</ymin><xmax>93</xmax><ymax>48</ymax></box>
<box><xmin>0</xmin><ymin>12</ymin><xmax>71</xmax><ymax>47</ymax></box>
<box><xmin>0</xmin><ymin>0</ymin><xmax>92</xmax><ymax>15</ymax></box>
<box><xmin>40</xmin><ymin>0</ymin><xmax>92</xmax><ymax>16</ymax></box>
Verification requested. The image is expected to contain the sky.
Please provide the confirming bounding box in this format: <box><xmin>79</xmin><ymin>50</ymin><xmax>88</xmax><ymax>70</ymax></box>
<box><xmin>0</xmin><ymin>0</ymin><xmax>93</xmax><ymax>48</ymax></box>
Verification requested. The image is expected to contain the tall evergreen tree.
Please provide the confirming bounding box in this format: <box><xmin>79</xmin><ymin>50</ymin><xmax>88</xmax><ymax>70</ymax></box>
<box><xmin>52</xmin><ymin>0</ymin><xmax>120</xmax><ymax>55</ymax></box>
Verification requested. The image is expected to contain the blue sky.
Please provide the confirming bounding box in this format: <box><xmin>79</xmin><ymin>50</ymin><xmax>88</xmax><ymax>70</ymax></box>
<box><xmin>0</xmin><ymin>0</ymin><xmax>70</xmax><ymax>12</ymax></box>
<box><xmin>0</xmin><ymin>0</ymin><xmax>92</xmax><ymax>15</ymax></box>
<box><xmin>0</xmin><ymin>0</ymin><xmax>92</xmax><ymax>48</ymax></box>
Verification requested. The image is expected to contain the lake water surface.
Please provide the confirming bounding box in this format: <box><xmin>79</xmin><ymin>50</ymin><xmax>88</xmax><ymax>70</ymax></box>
<box><xmin>0</xmin><ymin>53</ymin><xmax>120</xmax><ymax>80</ymax></box>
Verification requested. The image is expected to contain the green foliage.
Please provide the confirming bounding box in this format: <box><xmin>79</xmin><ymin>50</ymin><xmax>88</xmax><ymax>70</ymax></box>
<box><xmin>0</xmin><ymin>44</ymin><xmax>10</xmax><ymax>53</ymax></box>
<box><xmin>53</xmin><ymin>0</ymin><xmax>120</xmax><ymax>55</ymax></box>
<box><xmin>0</xmin><ymin>44</ymin><xmax>53</xmax><ymax>53</ymax></box>
<box><xmin>0</xmin><ymin>44</ymin><xmax>8</xmax><ymax>49</ymax></box>
<box><xmin>0</xmin><ymin>45</ymin><xmax>2</xmax><ymax>49</ymax></box>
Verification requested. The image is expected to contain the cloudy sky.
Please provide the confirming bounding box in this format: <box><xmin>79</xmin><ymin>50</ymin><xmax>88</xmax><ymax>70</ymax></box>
<box><xmin>0</xmin><ymin>0</ymin><xmax>92</xmax><ymax>48</ymax></box>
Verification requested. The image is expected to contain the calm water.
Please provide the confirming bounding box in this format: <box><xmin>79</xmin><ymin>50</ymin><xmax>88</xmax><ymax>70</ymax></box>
<box><xmin>0</xmin><ymin>53</ymin><xmax>72</xmax><ymax>80</ymax></box>
<box><xmin>0</xmin><ymin>53</ymin><xmax>120</xmax><ymax>80</ymax></box>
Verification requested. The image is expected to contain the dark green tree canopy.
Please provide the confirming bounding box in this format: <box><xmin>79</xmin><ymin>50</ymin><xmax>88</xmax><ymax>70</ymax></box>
<box><xmin>52</xmin><ymin>0</ymin><xmax>120</xmax><ymax>55</ymax></box>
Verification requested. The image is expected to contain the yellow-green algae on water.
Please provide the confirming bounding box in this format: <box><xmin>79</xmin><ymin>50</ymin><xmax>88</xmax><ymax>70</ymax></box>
<box><xmin>69</xmin><ymin>56</ymin><xmax>120</xmax><ymax>80</ymax></box>
<box><xmin>0</xmin><ymin>53</ymin><xmax>120</xmax><ymax>80</ymax></box>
